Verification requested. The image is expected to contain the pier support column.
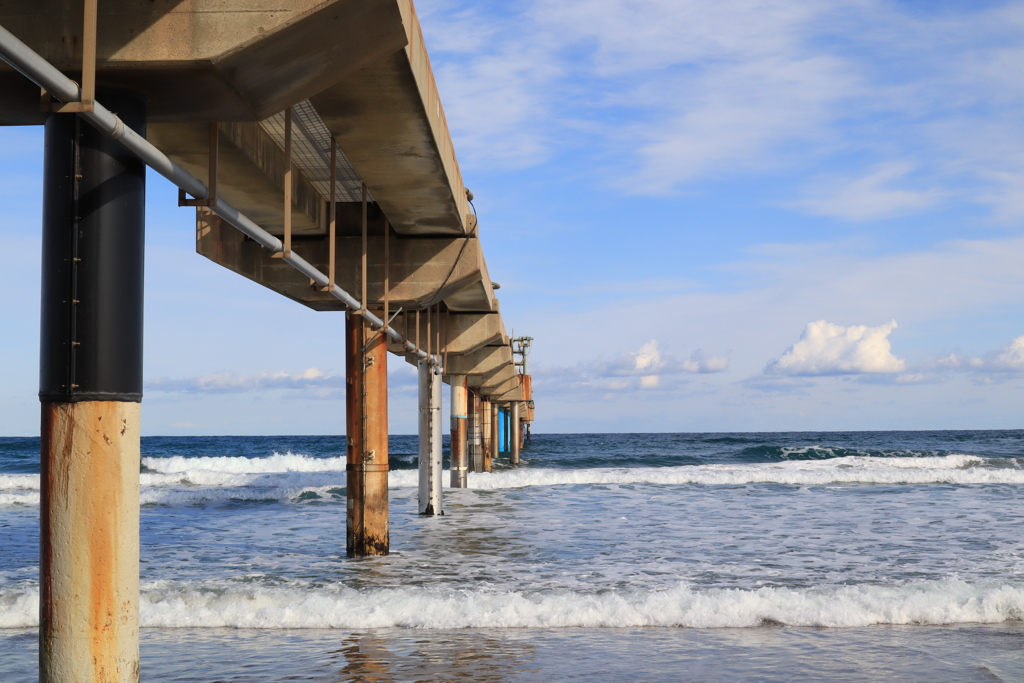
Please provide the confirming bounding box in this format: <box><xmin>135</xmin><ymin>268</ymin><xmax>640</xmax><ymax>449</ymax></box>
<box><xmin>346</xmin><ymin>313</ymin><xmax>389</xmax><ymax>556</ymax></box>
<box><xmin>449</xmin><ymin>375</ymin><xmax>468</xmax><ymax>488</ymax></box>
<box><xmin>417</xmin><ymin>360</ymin><xmax>443</xmax><ymax>515</ymax></box>
<box><xmin>510</xmin><ymin>402</ymin><xmax>521</xmax><ymax>466</ymax></box>
<box><xmin>491</xmin><ymin>401</ymin><xmax>500</xmax><ymax>467</ymax></box>
<box><xmin>481</xmin><ymin>399</ymin><xmax>493</xmax><ymax>472</ymax></box>
<box><xmin>498</xmin><ymin>406</ymin><xmax>507</xmax><ymax>457</ymax></box>
<box><xmin>39</xmin><ymin>92</ymin><xmax>146</xmax><ymax>683</ymax></box>
<box><xmin>468</xmin><ymin>391</ymin><xmax>483</xmax><ymax>473</ymax></box>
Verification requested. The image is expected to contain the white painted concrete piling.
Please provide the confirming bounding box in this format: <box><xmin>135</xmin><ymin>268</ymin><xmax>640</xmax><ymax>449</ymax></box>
<box><xmin>418</xmin><ymin>360</ymin><xmax>443</xmax><ymax>515</ymax></box>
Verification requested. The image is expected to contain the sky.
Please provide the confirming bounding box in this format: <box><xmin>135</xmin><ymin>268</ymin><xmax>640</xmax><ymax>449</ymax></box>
<box><xmin>3</xmin><ymin>0</ymin><xmax>1024</xmax><ymax>435</ymax></box>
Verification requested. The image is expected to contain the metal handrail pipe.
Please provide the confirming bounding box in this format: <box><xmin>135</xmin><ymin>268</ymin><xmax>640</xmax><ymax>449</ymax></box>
<box><xmin>210</xmin><ymin>199</ymin><xmax>282</xmax><ymax>252</ymax></box>
<box><xmin>0</xmin><ymin>22</ymin><xmax>440</xmax><ymax>367</ymax></box>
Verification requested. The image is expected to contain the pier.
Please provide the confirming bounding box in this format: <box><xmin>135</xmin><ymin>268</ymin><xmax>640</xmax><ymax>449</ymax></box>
<box><xmin>0</xmin><ymin>1</ymin><xmax>535</xmax><ymax>680</ymax></box>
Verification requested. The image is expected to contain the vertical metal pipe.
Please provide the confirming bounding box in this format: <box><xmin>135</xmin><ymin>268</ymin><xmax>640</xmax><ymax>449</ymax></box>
<box><xmin>383</xmin><ymin>219</ymin><xmax>389</xmax><ymax>334</ymax></box>
<box><xmin>346</xmin><ymin>313</ymin><xmax>389</xmax><ymax>556</ymax></box>
<box><xmin>449</xmin><ymin>376</ymin><xmax>468</xmax><ymax>488</ymax></box>
<box><xmin>360</xmin><ymin>182</ymin><xmax>367</xmax><ymax>311</ymax></box>
<box><xmin>417</xmin><ymin>359</ymin><xmax>442</xmax><ymax>515</ymax></box>
<box><xmin>510</xmin><ymin>402</ymin><xmax>521</xmax><ymax>466</ymax></box>
<box><xmin>208</xmin><ymin>123</ymin><xmax>218</xmax><ymax>202</ymax></box>
<box><xmin>39</xmin><ymin>91</ymin><xmax>146</xmax><ymax>682</ymax></box>
<box><xmin>328</xmin><ymin>140</ymin><xmax>336</xmax><ymax>289</ymax></box>
<box><xmin>282</xmin><ymin>107</ymin><xmax>292</xmax><ymax>257</ymax></box>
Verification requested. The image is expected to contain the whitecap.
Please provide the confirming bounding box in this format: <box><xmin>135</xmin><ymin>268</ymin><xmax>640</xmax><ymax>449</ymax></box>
<box><xmin>4</xmin><ymin>578</ymin><xmax>1022</xmax><ymax>630</ymax></box>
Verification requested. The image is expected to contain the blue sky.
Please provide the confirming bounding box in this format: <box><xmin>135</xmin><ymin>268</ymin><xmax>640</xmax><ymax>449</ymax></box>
<box><xmin>3</xmin><ymin>0</ymin><xmax>1024</xmax><ymax>435</ymax></box>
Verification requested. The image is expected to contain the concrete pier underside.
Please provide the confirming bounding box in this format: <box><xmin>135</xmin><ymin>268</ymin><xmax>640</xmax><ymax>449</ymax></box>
<box><xmin>1</xmin><ymin>2</ymin><xmax>539</xmax><ymax>678</ymax></box>
<box><xmin>0</xmin><ymin>0</ymin><xmax>528</xmax><ymax>403</ymax></box>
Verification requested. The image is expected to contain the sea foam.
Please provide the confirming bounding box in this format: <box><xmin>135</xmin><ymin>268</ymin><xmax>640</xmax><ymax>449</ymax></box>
<box><xmin>3</xmin><ymin>454</ymin><xmax>1024</xmax><ymax>508</ymax></box>
<box><xmin>142</xmin><ymin>452</ymin><xmax>347</xmax><ymax>474</ymax></box>
<box><xmin>3</xmin><ymin>579</ymin><xmax>1023</xmax><ymax>630</ymax></box>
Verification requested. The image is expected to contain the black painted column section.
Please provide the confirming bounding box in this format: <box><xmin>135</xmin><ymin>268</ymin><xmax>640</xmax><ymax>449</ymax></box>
<box><xmin>40</xmin><ymin>92</ymin><xmax>146</xmax><ymax>402</ymax></box>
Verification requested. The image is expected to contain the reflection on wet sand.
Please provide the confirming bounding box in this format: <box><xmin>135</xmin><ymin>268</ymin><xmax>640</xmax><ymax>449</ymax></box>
<box><xmin>7</xmin><ymin>624</ymin><xmax>1024</xmax><ymax>682</ymax></box>
<box><xmin>329</xmin><ymin>630</ymin><xmax>536</xmax><ymax>682</ymax></box>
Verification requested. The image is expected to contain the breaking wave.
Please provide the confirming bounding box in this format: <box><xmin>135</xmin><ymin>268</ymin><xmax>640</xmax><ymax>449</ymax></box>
<box><xmin>142</xmin><ymin>452</ymin><xmax>347</xmax><ymax>474</ymax></box>
<box><xmin>3</xmin><ymin>579</ymin><xmax>1023</xmax><ymax>630</ymax></box>
<box><xmin>4</xmin><ymin>454</ymin><xmax>1024</xmax><ymax>508</ymax></box>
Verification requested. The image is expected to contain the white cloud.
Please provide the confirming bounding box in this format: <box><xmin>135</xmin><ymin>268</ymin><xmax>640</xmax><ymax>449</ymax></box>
<box><xmin>147</xmin><ymin>364</ymin><xmax>422</xmax><ymax>396</ymax></box>
<box><xmin>608</xmin><ymin>340</ymin><xmax>729</xmax><ymax>377</ymax></box>
<box><xmin>791</xmin><ymin>163</ymin><xmax>942</xmax><ymax>221</ymax></box>
<box><xmin>766</xmin><ymin>320</ymin><xmax>906</xmax><ymax>375</ymax></box>
<box><xmin>147</xmin><ymin>368</ymin><xmax>341</xmax><ymax>394</ymax></box>
<box><xmin>681</xmin><ymin>351</ymin><xmax>731</xmax><ymax>374</ymax></box>
<box><xmin>534</xmin><ymin>339</ymin><xmax>728</xmax><ymax>397</ymax></box>
<box><xmin>937</xmin><ymin>336</ymin><xmax>1024</xmax><ymax>374</ymax></box>
<box><xmin>422</xmin><ymin>0</ymin><xmax>1024</xmax><ymax>215</ymax></box>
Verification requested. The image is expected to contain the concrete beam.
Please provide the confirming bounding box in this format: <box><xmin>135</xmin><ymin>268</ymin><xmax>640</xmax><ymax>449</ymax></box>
<box><xmin>0</xmin><ymin>0</ymin><xmax>408</xmax><ymax>123</ymax></box>
<box><xmin>310</xmin><ymin>1</ymin><xmax>470</xmax><ymax>236</ymax></box>
<box><xmin>195</xmin><ymin>208</ymin><xmax>498</xmax><ymax>312</ymax></box>
<box><xmin>492</xmin><ymin>384</ymin><xmax>526</xmax><ymax>403</ymax></box>
<box><xmin>386</xmin><ymin>312</ymin><xmax>507</xmax><ymax>359</ymax></box>
<box><xmin>150</xmin><ymin>121</ymin><xmax>324</xmax><ymax>236</ymax></box>
<box><xmin>445</xmin><ymin>345</ymin><xmax>513</xmax><ymax>377</ymax></box>
<box><xmin>480</xmin><ymin>367</ymin><xmax>519</xmax><ymax>397</ymax></box>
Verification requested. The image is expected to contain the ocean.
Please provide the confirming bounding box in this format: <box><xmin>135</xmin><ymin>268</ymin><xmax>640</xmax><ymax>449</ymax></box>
<box><xmin>3</xmin><ymin>431</ymin><xmax>1024</xmax><ymax>681</ymax></box>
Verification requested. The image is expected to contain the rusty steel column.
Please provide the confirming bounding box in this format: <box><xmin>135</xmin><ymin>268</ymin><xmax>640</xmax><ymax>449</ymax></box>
<box><xmin>346</xmin><ymin>312</ymin><xmax>389</xmax><ymax>556</ymax></box>
<box><xmin>449</xmin><ymin>375</ymin><xmax>468</xmax><ymax>488</ymax></box>
<box><xmin>510</xmin><ymin>402</ymin><xmax>521</xmax><ymax>466</ymax></box>
<box><xmin>39</xmin><ymin>91</ymin><xmax>146</xmax><ymax>682</ymax></box>
<box><xmin>417</xmin><ymin>359</ymin><xmax>443</xmax><ymax>515</ymax></box>
<box><xmin>481</xmin><ymin>398</ymin><xmax>493</xmax><ymax>472</ymax></box>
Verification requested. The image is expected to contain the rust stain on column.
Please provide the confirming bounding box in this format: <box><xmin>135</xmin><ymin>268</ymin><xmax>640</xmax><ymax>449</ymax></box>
<box><xmin>346</xmin><ymin>313</ymin><xmax>390</xmax><ymax>557</ymax></box>
<box><xmin>40</xmin><ymin>401</ymin><xmax>140</xmax><ymax>682</ymax></box>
